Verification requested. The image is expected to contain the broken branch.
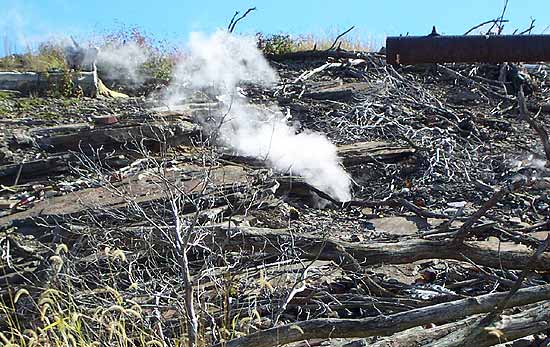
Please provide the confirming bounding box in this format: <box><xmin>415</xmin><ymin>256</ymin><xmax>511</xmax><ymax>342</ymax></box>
<box><xmin>216</xmin><ymin>283</ymin><xmax>550</xmax><ymax>347</ymax></box>
<box><xmin>326</xmin><ymin>26</ymin><xmax>355</xmax><ymax>51</ymax></box>
<box><xmin>227</xmin><ymin>7</ymin><xmax>256</xmax><ymax>33</ymax></box>
<box><xmin>210</xmin><ymin>226</ymin><xmax>550</xmax><ymax>271</ymax></box>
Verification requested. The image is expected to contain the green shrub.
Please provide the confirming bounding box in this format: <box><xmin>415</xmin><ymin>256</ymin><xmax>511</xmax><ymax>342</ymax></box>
<box><xmin>256</xmin><ymin>33</ymin><xmax>296</xmax><ymax>55</ymax></box>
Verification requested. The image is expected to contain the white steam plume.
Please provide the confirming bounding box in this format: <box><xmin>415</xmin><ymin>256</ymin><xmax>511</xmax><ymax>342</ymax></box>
<box><xmin>166</xmin><ymin>31</ymin><xmax>351</xmax><ymax>202</ymax></box>
<box><xmin>96</xmin><ymin>42</ymin><xmax>151</xmax><ymax>83</ymax></box>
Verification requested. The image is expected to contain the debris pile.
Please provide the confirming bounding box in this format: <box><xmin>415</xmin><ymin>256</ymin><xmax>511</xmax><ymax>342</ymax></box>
<box><xmin>0</xmin><ymin>44</ymin><xmax>550</xmax><ymax>347</ymax></box>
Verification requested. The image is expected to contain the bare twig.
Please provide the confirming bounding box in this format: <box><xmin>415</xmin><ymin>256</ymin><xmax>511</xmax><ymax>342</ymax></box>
<box><xmin>481</xmin><ymin>234</ymin><xmax>550</xmax><ymax>324</ymax></box>
<box><xmin>464</xmin><ymin>19</ymin><xmax>509</xmax><ymax>35</ymax></box>
<box><xmin>519</xmin><ymin>18</ymin><xmax>536</xmax><ymax>35</ymax></box>
<box><xmin>326</xmin><ymin>26</ymin><xmax>355</xmax><ymax>51</ymax></box>
<box><xmin>227</xmin><ymin>7</ymin><xmax>256</xmax><ymax>33</ymax></box>
<box><xmin>453</xmin><ymin>177</ymin><xmax>531</xmax><ymax>244</ymax></box>
<box><xmin>13</xmin><ymin>162</ymin><xmax>23</xmax><ymax>186</ymax></box>
<box><xmin>226</xmin><ymin>11</ymin><xmax>239</xmax><ymax>32</ymax></box>
<box><xmin>486</xmin><ymin>0</ymin><xmax>509</xmax><ymax>34</ymax></box>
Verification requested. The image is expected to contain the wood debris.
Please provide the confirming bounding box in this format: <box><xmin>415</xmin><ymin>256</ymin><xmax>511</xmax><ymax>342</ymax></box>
<box><xmin>0</xmin><ymin>52</ymin><xmax>549</xmax><ymax>347</ymax></box>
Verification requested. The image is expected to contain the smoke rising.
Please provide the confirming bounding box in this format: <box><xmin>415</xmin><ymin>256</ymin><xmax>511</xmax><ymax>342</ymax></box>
<box><xmin>166</xmin><ymin>31</ymin><xmax>351</xmax><ymax>202</ymax></box>
<box><xmin>96</xmin><ymin>42</ymin><xmax>151</xmax><ymax>83</ymax></box>
<box><xmin>60</xmin><ymin>39</ymin><xmax>152</xmax><ymax>83</ymax></box>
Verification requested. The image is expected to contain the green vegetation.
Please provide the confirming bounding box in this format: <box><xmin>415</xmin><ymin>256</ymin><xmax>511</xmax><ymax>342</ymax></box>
<box><xmin>0</xmin><ymin>42</ymin><xmax>66</xmax><ymax>72</ymax></box>
<box><xmin>14</xmin><ymin>97</ymin><xmax>49</xmax><ymax>110</ymax></box>
<box><xmin>257</xmin><ymin>32</ymin><xmax>375</xmax><ymax>54</ymax></box>
<box><xmin>97</xmin><ymin>25</ymin><xmax>179</xmax><ymax>83</ymax></box>
<box><xmin>51</xmin><ymin>70</ymin><xmax>85</xmax><ymax>98</ymax></box>
<box><xmin>256</xmin><ymin>33</ymin><xmax>296</xmax><ymax>54</ymax></box>
<box><xmin>0</xmin><ymin>90</ymin><xmax>16</xmax><ymax>99</ymax></box>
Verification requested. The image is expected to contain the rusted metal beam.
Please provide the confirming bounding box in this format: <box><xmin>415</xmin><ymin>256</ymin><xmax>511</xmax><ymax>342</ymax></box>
<box><xmin>386</xmin><ymin>35</ymin><xmax>550</xmax><ymax>65</ymax></box>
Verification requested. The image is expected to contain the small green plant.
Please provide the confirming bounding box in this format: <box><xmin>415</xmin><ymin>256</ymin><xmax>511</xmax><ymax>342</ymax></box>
<box><xmin>0</xmin><ymin>90</ymin><xmax>15</xmax><ymax>99</ymax></box>
<box><xmin>15</xmin><ymin>97</ymin><xmax>48</xmax><ymax>110</ymax></box>
<box><xmin>142</xmin><ymin>55</ymin><xmax>174</xmax><ymax>81</ymax></box>
<box><xmin>256</xmin><ymin>33</ymin><xmax>296</xmax><ymax>55</ymax></box>
<box><xmin>44</xmin><ymin>69</ymin><xmax>83</xmax><ymax>98</ymax></box>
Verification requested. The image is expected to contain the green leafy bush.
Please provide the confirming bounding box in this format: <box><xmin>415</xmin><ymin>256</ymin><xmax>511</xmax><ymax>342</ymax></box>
<box><xmin>256</xmin><ymin>33</ymin><xmax>296</xmax><ymax>55</ymax></box>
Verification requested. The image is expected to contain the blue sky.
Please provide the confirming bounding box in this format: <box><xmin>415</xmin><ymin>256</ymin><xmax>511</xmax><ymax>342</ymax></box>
<box><xmin>2</xmin><ymin>0</ymin><xmax>549</xmax><ymax>53</ymax></box>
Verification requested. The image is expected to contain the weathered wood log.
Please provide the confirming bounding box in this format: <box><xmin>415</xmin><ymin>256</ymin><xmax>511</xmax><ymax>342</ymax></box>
<box><xmin>0</xmin><ymin>164</ymin><xmax>251</xmax><ymax>227</ymax></box>
<box><xmin>37</xmin><ymin>120</ymin><xmax>201</xmax><ymax>152</ymax></box>
<box><xmin>211</xmin><ymin>226</ymin><xmax>550</xmax><ymax>271</ymax></box>
<box><xmin>428</xmin><ymin>302</ymin><xmax>550</xmax><ymax>347</ymax></box>
<box><xmin>214</xmin><ymin>284</ymin><xmax>550</xmax><ymax>347</ymax></box>
<box><xmin>0</xmin><ymin>155</ymin><xmax>71</xmax><ymax>184</ymax></box>
<box><xmin>337</xmin><ymin>142</ymin><xmax>415</xmax><ymax>167</ymax></box>
<box><xmin>370</xmin><ymin>301</ymin><xmax>550</xmax><ymax>347</ymax></box>
<box><xmin>304</xmin><ymin>82</ymin><xmax>374</xmax><ymax>101</ymax></box>
<box><xmin>221</xmin><ymin>142</ymin><xmax>415</xmax><ymax>169</ymax></box>
<box><xmin>305</xmin><ymin>87</ymin><xmax>354</xmax><ymax>101</ymax></box>
<box><xmin>0</xmin><ymin>153</ymin><xmax>130</xmax><ymax>184</ymax></box>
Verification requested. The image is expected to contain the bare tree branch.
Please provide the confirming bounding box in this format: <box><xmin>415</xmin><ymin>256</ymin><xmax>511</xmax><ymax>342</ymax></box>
<box><xmin>326</xmin><ymin>26</ymin><xmax>355</xmax><ymax>51</ymax></box>
<box><xmin>464</xmin><ymin>19</ymin><xmax>509</xmax><ymax>35</ymax></box>
<box><xmin>228</xmin><ymin>7</ymin><xmax>256</xmax><ymax>33</ymax></box>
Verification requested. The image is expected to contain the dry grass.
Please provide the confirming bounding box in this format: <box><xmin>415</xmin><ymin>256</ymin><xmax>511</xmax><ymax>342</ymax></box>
<box><xmin>256</xmin><ymin>31</ymin><xmax>378</xmax><ymax>55</ymax></box>
<box><xmin>0</xmin><ymin>282</ymin><xmax>170</xmax><ymax>346</ymax></box>
<box><xmin>0</xmin><ymin>28</ymin><xmax>378</xmax><ymax>74</ymax></box>
<box><xmin>292</xmin><ymin>33</ymin><xmax>379</xmax><ymax>52</ymax></box>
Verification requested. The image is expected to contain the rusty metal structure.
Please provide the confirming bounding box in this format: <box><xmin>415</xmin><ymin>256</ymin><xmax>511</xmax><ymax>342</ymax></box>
<box><xmin>386</xmin><ymin>34</ymin><xmax>550</xmax><ymax>65</ymax></box>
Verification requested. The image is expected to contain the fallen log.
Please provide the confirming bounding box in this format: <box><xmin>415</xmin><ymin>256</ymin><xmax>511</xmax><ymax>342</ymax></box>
<box><xmin>210</xmin><ymin>226</ymin><xmax>550</xmax><ymax>270</ymax></box>
<box><xmin>427</xmin><ymin>302</ymin><xmax>550</xmax><ymax>347</ymax></box>
<box><xmin>0</xmin><ymin>164</ymin><xmax>250</xmax><ymax>227</ymax></box>
<box><xmin>221</xmin><ymin>141</ymin><xmax>415</xmax><ymax>169</ymax></box>
<box><xmin>0</xmin><ymin>153</ymin><xmax>130</xmax><ymax>184</ymax></box>
<box><xmin>0</xmin><ymin>155</ymin><xmax>71</xmax><ymax>184</ymax></box>
<box><xmin>304</xmin><ymin>82</ymin><xmax>374</xmax><ymax>101</ymax></box>
<box><xmin>305</xmin><ymin>87</ymin><xmax>354</xmax><ymax>101</ymax></box>
<box><xmin>370</xmin><ymin>301</ymin><xmax>550</xmax><ymax>347</ymax></box>
<box><xmin>214</xmin><ymin>283</ymin><xmax>550</xmax><ymax>347</ymax></box>
<box><xmin>37</xmin><ymin>120</ymin><xmax>200</xmax><ymax>152</ymax></box>
<box><xmin>337</xmin><ymin>142</ymin><xmax>415</xmax><ymax>167</ymax></box>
